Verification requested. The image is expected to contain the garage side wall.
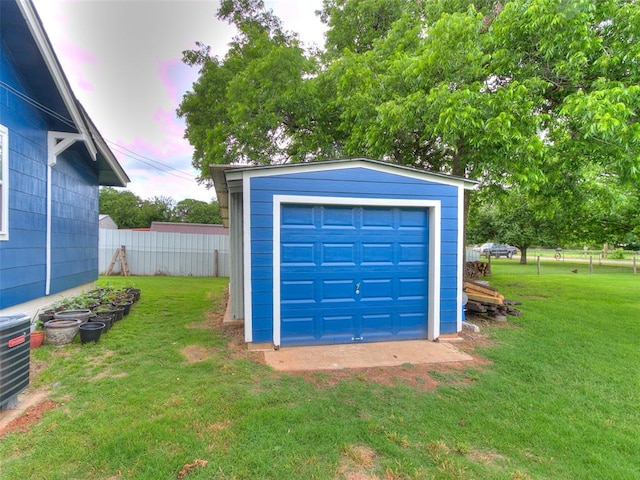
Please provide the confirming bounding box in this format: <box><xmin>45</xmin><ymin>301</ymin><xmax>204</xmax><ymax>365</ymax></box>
<box><xmin>247</xmin><ymin>167</ymin><xmax>460</xmax><ymax>343</ymax></box>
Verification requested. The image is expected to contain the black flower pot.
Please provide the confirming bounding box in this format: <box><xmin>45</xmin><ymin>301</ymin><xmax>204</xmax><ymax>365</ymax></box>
<box><xmin>79</xmin><ymin>322</ymin><xmax>105</xmax><ymax>344</ymax></box>
<box><xmin>108</xmin><ymin>307</ymin><xmax>125</xmax><ymax>321</ymax></box>
<box><xmin>91</xmin><ymin>314</ymin><xmax>114</xmax><ymax>333</ymax></box>
<box><xmin>38</xmin><ymin>312</ymin><xmax>55</xmax><ymax>323</ymax></box>
<box><xmin>116</xmin><ymin>301</ymin><xmax>133</xmax><ymax>316</ymax></box>
<box><xmin>126</xmin><ymin>288</ymin><xmax>141</xmax><ymax>302</ymax></box>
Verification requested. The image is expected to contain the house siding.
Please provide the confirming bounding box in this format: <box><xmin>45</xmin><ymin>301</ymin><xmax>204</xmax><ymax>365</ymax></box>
<box><xmin>50</xmin><ymin>151</ymin><xmax>99</xmax><ymax>292</ymax></box>
<box><xmin>247</xmin><ymin>166</ymin><xmax>460</xmax><ymax>343</ymax></box>
<box><xmin>0</xmin><ymin>25</ymin><xmax>99</xmax><ymax>307</ymax></box>
<box><xmin>0</xmin><ymin>41</ymin><xmax>49</xmax><ymax>308</ymax></box>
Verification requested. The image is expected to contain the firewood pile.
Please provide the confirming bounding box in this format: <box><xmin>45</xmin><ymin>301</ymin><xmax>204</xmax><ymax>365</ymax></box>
<box><xmin>465</xmin><ymin>261</ymin><xmax>491</xmax><ymax>280</ymax></box>
<box><xmin>464</xmin><ymin>280</ymin><xmax>521</xmax><ymax>319</ymax></box>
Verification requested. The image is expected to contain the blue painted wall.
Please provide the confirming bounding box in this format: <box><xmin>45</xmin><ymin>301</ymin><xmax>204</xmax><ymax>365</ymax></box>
<box><xmin>0</xmin><ymin>31</ymin><xmax>100</xmax><ymax>308</ymax></box>
<box><xmin>50</xmin><ymin>151</ymin><xmax>99</xmax><ymax>293</ymax></box>
<box><xmin>248</xmin><ymin>166</ymin><xmax>460</xmax><ymax>343</ymax></box>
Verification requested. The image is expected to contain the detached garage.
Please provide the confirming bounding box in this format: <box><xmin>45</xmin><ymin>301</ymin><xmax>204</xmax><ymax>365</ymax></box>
<box><xmin>211</xmin><ymin>158</ymin><xmax>476</xmax><ymax>348</ymax></box>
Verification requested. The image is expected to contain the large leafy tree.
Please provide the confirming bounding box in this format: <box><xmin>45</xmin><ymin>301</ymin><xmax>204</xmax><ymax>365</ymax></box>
<box><xmin>177</xmin><ymin>0</ymin><xmax>314</xmax><ymax>184</ymax></box>
<box><xmin>178</xmin><ymin>0</ymin><xmax>640</xmax><ymax>240</ymax></box>
<box><xmin>140</xmin><ymin>196</ymin><xmax>177</xmax><ymax>225</ymax></box>
<box><xmin>175</xmin><ymin>199</ymin><xmax>222</xmax><ymax>224</ymax></box>
<box><xmin>469</xmin><ymin>167</ymin><xmax>640</xmax><ymax>264</ymax></box>
<box><xmin>99</xmin><ymin>187</ymin><xmax>146</xmax><ymax>229</ymax></box>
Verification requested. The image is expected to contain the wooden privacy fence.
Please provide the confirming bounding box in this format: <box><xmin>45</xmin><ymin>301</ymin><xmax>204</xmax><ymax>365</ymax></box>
<box><xmin>99</xmin><ymin>229</ymin><xmax>230</xmax><ymax>277</ymax></box>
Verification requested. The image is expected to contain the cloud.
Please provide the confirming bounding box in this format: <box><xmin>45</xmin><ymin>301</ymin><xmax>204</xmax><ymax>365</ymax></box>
<box><xmin>31</xmin><ymin>0</ymin><xmax>326</xmax><ymax>202</ymax></box>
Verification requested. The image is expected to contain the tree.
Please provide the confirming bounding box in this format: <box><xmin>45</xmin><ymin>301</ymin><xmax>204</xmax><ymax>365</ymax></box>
<box><xmin>467</xmin><ymin>187</ymin><xmax>559</xmax><ymax>264</ymax></box>
<box><xmin>178</xmin><ymin>0</ymin><xmax>640</xmax><ymax>244</ymax></box>
<box><xmin>318</xmin><ymin>0</ymin><xmax>409</xmax><ymax>59</ymax></box>
<box><xmin>140</xmin><ymin>196</ymin><xmax>177</xmax><ymax>225</ymax></box>
<box><xmin>100</xmin><ymin>188</ymin><xmax>223</xmax><ymax>227</ymax></box>
<box><xmin>99</xmin><ymin>187</ymin><xmax>145</xmax><ymax>229</ymax></box>
<box><xmin>177</xmin><ymin>0</ymin><xmax>314</xmax><ymax>187</ymax></box>
<box><xmin>175</xmin><ymin>199</ymin><xmax>222</xmax><ymax>224</ymax></box>
<box><xmin>468</xmin><ymin>168</ymin><xmax>640</xmax><ymax>264</ymax></box>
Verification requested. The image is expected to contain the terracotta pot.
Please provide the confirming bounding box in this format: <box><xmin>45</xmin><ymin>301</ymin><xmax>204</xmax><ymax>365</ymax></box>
<box><xmin>30</xmin><ymin>331</ymin><xmax>45</xmax><ymax>349</ymax></box>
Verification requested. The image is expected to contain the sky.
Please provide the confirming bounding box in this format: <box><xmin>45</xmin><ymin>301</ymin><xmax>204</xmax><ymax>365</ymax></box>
<box><xmin>31</xmin><ymin>0</ymin><xmax>327</xmax><ymax>203</ymax></box>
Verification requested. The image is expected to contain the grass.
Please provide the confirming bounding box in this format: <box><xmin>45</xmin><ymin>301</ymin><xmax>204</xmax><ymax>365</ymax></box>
<box><xmin>1</xmin><ymin>269</ymin><xmax>640</xmax><ymax>479</ymax></box>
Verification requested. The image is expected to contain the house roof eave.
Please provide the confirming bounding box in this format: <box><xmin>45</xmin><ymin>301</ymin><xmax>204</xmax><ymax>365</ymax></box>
<box><xmin>16</xmin><ymin>0</ymin><xmax>129</xmax><ymax>187</ymax></box>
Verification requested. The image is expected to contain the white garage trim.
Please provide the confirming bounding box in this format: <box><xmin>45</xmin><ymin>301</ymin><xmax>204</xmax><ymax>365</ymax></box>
<box><xmin>456</xmin><ymin>187</ymin><xmax>465</xmax><ymax>332</ymax></box>
<box><xmin>243</xmin><ymin>175</ymin><xmax>253</xmax><ymax>343</ymax></box>
<box><xmin>272</xmin><ymin>195</ymin><xmax>441</xmax><ymax>347</ymax></box>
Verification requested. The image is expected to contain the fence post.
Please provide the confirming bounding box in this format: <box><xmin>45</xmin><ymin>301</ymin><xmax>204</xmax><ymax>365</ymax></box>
<box><xmin>214</xmin><ymin>249</ymin><xmax>219</xmax><ymax>277</ymax></box>
<box><xmin>589</xmin><ymin>255</ymin><xmax>593</xmax><ymax>274</ymax></box>
<box><xmin>634</xmin><ymin>256</ymin><xmax>637</xmax><ymax>275</ymax></box>
<box><xmin>537</xmin><ymin>256</ymin><xmax>540</xmax><ymax>275</ymax></box>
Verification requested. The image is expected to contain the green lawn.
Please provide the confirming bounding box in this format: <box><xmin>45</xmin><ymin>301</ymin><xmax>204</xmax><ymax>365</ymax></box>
<box><xmin>1</xmin><ymin>269</ymin><xmax>639</xmax><ymax>479</ymax></box>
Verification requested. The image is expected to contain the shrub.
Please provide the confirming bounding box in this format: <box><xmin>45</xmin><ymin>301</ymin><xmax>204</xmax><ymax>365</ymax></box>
<box><xmin>608</xmin><ymin>248</ymin><xmax>626</xmax><ymax>260</ymax></box>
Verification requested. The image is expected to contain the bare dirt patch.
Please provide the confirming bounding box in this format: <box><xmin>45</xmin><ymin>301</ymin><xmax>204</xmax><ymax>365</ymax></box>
<box><xmin>0</xmin><ymin>357</ymin><xmax>59</xmax><ymax>438</ymax></box>
<box><xmin>468</xmin><ymin>448</ymin><xmax>507</xmax><ymax>465</ymax></box>
<box><xmin>211</xmin><ymin>294</ymin><xmax>498</xmax><ymax>391</ymax></box>
<box><xmin>337</xmin><ymin>444</ymin><xmax>379</xmax><ymax>480</ymax></box>
<box><xmin>0</xmin><ymin>399</ymin><xmax>57</xmax><ymax>439</ymax></box>
<box><xmin>181</xmin><ymin>344</ymin><xmax>217</xmax><ymax>363</ymax></box>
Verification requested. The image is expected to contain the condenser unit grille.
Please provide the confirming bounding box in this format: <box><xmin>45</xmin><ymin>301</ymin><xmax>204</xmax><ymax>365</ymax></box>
<box><xmin>0</xmin><ymin>314</ymin><xmax>31</xmax><ymax>409</ymax></box>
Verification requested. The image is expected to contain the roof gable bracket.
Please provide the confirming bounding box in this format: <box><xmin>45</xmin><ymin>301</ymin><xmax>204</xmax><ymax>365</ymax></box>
<box><xmin>48</xmin><ymin>131</ymin><xmax>95</xmax><ymax>167</ymax></box>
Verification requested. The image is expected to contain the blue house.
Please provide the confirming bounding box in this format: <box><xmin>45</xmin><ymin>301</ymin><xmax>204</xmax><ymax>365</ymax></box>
<box><xmin>0</xmin><ymin>0</ymin><xmax>129</xmax><ymax>315</ymax></box>
<box><xmin>212</xmin><ymin>159</ymin><xmax>476</xmax><ymax>348</ymax></box>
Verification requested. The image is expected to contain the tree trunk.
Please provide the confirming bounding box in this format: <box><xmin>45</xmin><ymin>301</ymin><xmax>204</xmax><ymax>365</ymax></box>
<box><xmin>518</xmin><ymin>246</ymin><xmax>528</xmax><ymax>265</ymax></box>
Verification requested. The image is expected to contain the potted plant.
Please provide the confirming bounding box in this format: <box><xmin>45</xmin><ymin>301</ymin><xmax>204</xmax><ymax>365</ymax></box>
<box><xmin>43</xmin><ymin>319</ymin><xmax>81</xmax><ymax>346</ymax></box>
<box><xmin>30</xmin><ymin>319</ymin><xmax>45</xmax><ymax>349</ymax></box>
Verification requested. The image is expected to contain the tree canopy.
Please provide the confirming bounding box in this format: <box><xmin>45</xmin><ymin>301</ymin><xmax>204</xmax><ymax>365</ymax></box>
<box><xmin>177</xmin><ymin>0</ymin><xmax>640</xmax><ymax>247</ymax></box>
<box><xmin>99</xmin><ymin>188</ymin><xmax>222</xmax><ymax>229</ymax></box>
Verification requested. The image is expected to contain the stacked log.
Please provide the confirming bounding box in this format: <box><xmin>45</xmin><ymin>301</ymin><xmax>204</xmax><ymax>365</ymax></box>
<box><xmin>465</xmin><ymin>261</ymin><xmax>491</xmax><ymax>280</ymax></box>
<box><xmin>464</xmin><ymin>280</ymin><xmax>521</xmax><ymax>319</ymax></box>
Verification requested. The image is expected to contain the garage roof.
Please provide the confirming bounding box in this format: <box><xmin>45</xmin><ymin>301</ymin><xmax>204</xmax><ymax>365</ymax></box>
<box><xmin>210</xmin><ymin>158</ymin><xmax>477</xmax><ymax>227</ymax></box>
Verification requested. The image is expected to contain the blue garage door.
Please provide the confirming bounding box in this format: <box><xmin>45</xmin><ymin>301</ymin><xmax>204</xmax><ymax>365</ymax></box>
<box><xmin>280</xmin><ymin>204</ymin><xmax>429</xmax><ymax>346</ymax></box>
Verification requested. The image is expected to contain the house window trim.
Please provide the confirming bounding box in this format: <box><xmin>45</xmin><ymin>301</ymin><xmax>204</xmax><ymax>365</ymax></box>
<box><xmin>0</xmin><ymin>124</ymin><xmax>8</xmax><ymax>241</ymax></box>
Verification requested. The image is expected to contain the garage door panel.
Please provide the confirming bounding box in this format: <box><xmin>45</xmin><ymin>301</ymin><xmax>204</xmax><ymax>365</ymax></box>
<box><xmin>281</xmin><ymin>204</ymin><xmax>316</xmax><ymax>226</ymax></box>
<box><xmin>398</xmin><ymin>278</ymin><xmax>427</xmax><ymax>300</ymax></box>
<box><xmin>400</xmin><ymin>209</ymin><xmax>428</xmax><ymax>227</ymax></box>
<box><xmin>322</xmin><ymin>314</ymin><xmax>356</xmax><ymax>334</ymax></box>
<box><xmin>321</xmin><ymin>243</ymin><xmax>357</xmax><ymax>265</ymax></box>
<box><xmin>359</xmin><ymin>278</ymin><xmax>393</xmax><ymax>300</ymax></box>
<box><xmin>361</xmin><ymin>243</ymin><xmax>394</xmax><ymax>265</ymax></box>
<box><xmin>281</xmin><ymin>280</ymin><xmax>315</xmax><ymax>302</ymax></box>
<box><xmin>281</xmin><ymin>243</ymin><xmax>315</xmax><ymax>265</ymax></box>
<box><xmin>322</xmin><ymin>206</ymin><xmax>357</xmax><ymax>227</ymax></box>
<box><xmin>322</xmin><ymin>279</ymin><xmax>356</xmax><ymax>302</ymax></box>
<box><xmin>399</xmin><ymin>312</ymin><xmax>428</xmax><ymax>332</ymax></box>
<box><xmin>361</xmin><ymin>313</ymin><xmax>393</xmax><ymax>334</ymax></box>
<box><xmin>281</xmin><ymin>315</ymin><xmax>314</xmax><ymax>335</ymax></box>
<box><xmin>399</xmin><ymin>243</ymin><xmax>427</xmax><ymax>264</ymax></box>
<box><xmin>361</xmin><ymin>208</ymin><xmax>394</xmax><ymax>227</ymax></box>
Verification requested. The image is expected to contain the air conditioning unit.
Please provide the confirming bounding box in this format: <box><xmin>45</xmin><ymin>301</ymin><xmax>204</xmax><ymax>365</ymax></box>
<box><xmin>0</xmin><ymin>314</ymin><xmax>31</xmax><ymax>410</ymax></box>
